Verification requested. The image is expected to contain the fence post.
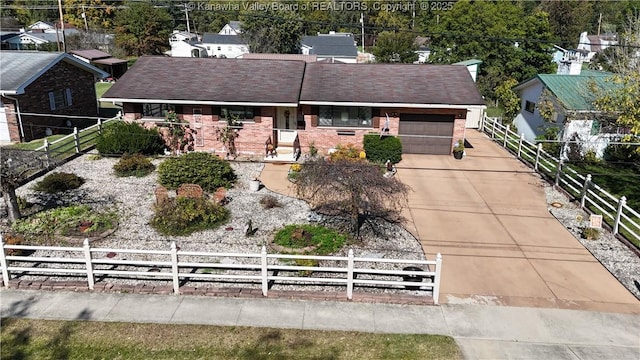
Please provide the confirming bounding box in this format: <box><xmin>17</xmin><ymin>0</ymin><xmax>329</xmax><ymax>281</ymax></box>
<box><xmin>613</xmin><ymin>196</ymin><xmax>626</xmax><ymax>235</ymax></box>
<box><xmin>433</xmin><ymin>253</ymin><xmax>442</xmax><ymax>305</ymax></box>
<box><xmin>97</xmin><ymin>118</ymin><xmax>103</xmax><ymax>135</ymax></box>
<box><xmin>534</xmin><ymin>143</ymin><xmax>542</xmax><ymax>171</ymax></box>
<box><xmin>43</xmin><ymin>138</ymin><xmax>50</xmax><ymax>167</ymax></box>
<box><xmin>83</xmin><ymin>239</ymin><xmax>95</xmax><ymax>290</ymax></box>
<box><xmin>503</xmin><ymin>125</ymin><xmax>510</xmax><ymax>148</ymax></box>
<box><xmin>490</xmin><ymin>118</ymin><xmax>496</xmax><ymax>139</ymax></box>
<box><xmin>580</xmin><ymin>174</ymin><xmax>591</xmax><ymax>208</ymax></box>
<box><xmin>554</xmin><ymin>160</ymin><xmax>563</xmax><ymax>186</ymax></box>
<box><xmin>346</xmin><ymin>249</ymin><xmax>354</xmax><ymax>300</ymax></box>
<box><xmin>0</xmin><ymin>234</ymin><xmax>10</xmax><ymax>287</ymax></box>
<box><xmin>170</xmin><ymin>242</ymin><xmax>179</xmax><ymax>294</ymax></box>
<box><xmin>261</xmin><ymin>246</ymin><xmax>268</xmax><ymax>297</ymax></box>
<box><xmin>517</xmin><ymin>134</ymin><xmax>524</xmax><ymax>158</ymax></box>
<box><xmin>73</xmin><ymin>127</ymin><xmax>80</xmax><ymax>153</ymax></box>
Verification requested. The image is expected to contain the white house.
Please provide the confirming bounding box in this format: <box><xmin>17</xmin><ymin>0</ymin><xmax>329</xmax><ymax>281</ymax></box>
<box><xmin>513</xmin><ymin>70</ymin><xmax>622</xmax><ymax>157</ymax></box>
<box><xmin>219</xmin><ymin>21</ymin><xmax>242</xmax><ymax>35</ymax></box>
<box><xmin>577</xmin><ymin>31</ymin><xmax>618</xmax><ymax>62</ymax></box>
<box><xmin>201</xmin><ymin>33</ymin><xmax>248</xmax><ymax>58</ymax></box>
<box><xmin>169</xmin><ymin>30</ymin><xmax>198</xmax><ymax>44</ymax></box>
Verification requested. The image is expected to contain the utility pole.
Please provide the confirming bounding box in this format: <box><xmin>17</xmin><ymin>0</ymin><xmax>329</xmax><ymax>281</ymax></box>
<box><xmin>82</xmin><ymin>5</ymin><xmax>89</xmax><ymax>32</ymax></box>
<box><xmin>597</xmin><ymin>13</ymin><xmax>602</xmax><ymax>35</ymax></box>
<box><xmin>360</xmin><ymin>13</ymin><xmax>364</xmax><ymax>53</ymax></box>
<box><xmin>57</xmin><ymin>0</ymin><xmax>66</xmax><ymax>52</ymax></box>
<box><xmin>184</xmin><ymin>3</ymin><xmax>191</xmax><ymax>34</ymax></box>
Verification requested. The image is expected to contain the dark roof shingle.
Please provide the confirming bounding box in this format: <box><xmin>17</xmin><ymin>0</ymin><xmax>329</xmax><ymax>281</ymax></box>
<box><xmin>301</xmin><ymin>35</ymin><xmax>358</xmax><ymax>57</ymax></box>
<box><xmin>201</xmin><ymin>33</ymin><xmax>246</xmax><ymax>45</ymax></box>
<box><xmin>102</xmin><ymin>56</ymin><xmax>305</xmax><ymax>104</ymax></box>
<box><xmin>300</xmin><ymin>63</ymin><xmax>485</xmax><ymax>105</ymax></box>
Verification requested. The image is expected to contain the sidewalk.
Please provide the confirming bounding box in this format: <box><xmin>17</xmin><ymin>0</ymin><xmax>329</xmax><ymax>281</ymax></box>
<box><xmin>1</xmin><ymin>289</ymin><xmax>639</xmax><ymax>359</ymax></box>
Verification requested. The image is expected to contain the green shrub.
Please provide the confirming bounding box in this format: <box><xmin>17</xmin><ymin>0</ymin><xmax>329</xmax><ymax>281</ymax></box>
<box><xmin>273</xmin><ymin>224</ymin><xmax>347</xmax><ymax>255</ymax></box>
<box><xmin>96</xmin><ymin>121</ymin><xmax>165</xmax><ymax>156</ymax></box>
<box><xmin>150</xmin><ymin>197</ymin><xmax>229</xmax><ymax>236</ymax></box>
<box><xmin>33</xmin><ymin>172</ymin><xmax>84</xmax><ymax>193</ymax></box>
<box><xmin>603</xmin><ymin>136</ymin><xmax>640</xmax><ymax>163</ymax></box>
<box><xmin>363</xmin><ymin>134</ymin><xmax>402</xmax><ymax>164</ymax></box>
<box><xmin>11</xmin><ymin>204</ymin><xmax>117</xmax><ymax>240</ymax></box>
<box><xmin>582</xmin><ymin>227</ymin><xmax>601</xmax><ymax>240</ymax></box>
<box><xmin>113</xmin><ymin>153</ymin><xmax>155</xmax><ymax>177</ymax></box>
<box><xmin>157</xmin><ymin>152</ymin><xmax>236</xmax><ymax>192</ymax></box>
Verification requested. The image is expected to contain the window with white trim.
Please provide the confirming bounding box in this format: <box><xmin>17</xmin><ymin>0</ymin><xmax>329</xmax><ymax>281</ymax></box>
<box><xmin>220</xmin><ymin>106</ymin><xmax>255</xmax><ymax>122</ymax></box>
<box><xmin>48</xmin><ymin>88</ymin><xmax>72</xmax><ymax>110</ymax></box>
<box><xmin>142</xmin><ymin>103</ymin><xmax>175</xmax><ymax>117</ymax></box>
<box><xmin>318</xmin><ymin>106</ymin><xmax>372</xmax><ymax>127</ymax></box>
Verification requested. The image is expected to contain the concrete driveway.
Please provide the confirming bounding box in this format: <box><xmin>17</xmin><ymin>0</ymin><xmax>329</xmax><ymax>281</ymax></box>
<box><xmin>397</xmin><ymin>130</ymin><xmax>639</xmax><ymax>313</ymax></box>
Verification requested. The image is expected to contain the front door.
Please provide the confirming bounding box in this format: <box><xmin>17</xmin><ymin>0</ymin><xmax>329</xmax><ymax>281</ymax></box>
<box><xmin>276</xmin><ymin>107</ymin><xmax>297</xmax><ymax>130</ymax></box>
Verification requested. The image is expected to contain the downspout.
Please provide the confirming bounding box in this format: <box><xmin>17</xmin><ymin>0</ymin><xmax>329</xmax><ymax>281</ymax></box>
<box><xmin>1</xmin><ymin>94</ymin><xmax>25</xmax><ymax>141</ymax></box>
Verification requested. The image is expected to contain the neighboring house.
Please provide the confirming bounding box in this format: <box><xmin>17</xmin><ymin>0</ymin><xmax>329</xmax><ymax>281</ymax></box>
<box><xmin>169</xmin><ymin>30</ymin><xmax>198</xmax><ymax>44</ymax></box>
<box><xmin>100</xmin><ymin>57</ymin><xmax>485</xmax><ymax>158</ymax></box>
<box><xmin>219</xmin><ymin>21</ymin><xmax>242</xmax><ymax>35</ymax></box>
<box><xmin>453</xmin><ymin>59</ymin><xmax>484</xmax><ymax>128</ymax></box>
<box><xmin>28</xmin><ymin>21</ymin><xmax>55</xmax><ymax>31</ymax></box>
<box><xmin>577</xmin><ymin>31</ymin><xmax>618</xmax><ymax>62</ymax></box>
<box><xmin>241</xmin><ymin>53</ymin><xmax>318</xmax><ymax>63</ymax></box>
<box><xmin>414</xmin><ymin>36</ymin><xmax>430</xmax><ymax>64</ymax></box>
<box><xmin>0</xmin><ymin>51</ymin><xmax>109</xmax><ymax>143</ymax></box>
<box><xmin>1</xmin><ymin>28</ymin><xmax>79</xmax><ymax>50</ymax></box>
<box><xmin>301</xmin><ymin>33</ymin><xmax>358</xmax><ymax>63</ymax></box>
<box><xmin>168</xmin><ymin>30</ymin><xmax>204</xmax><ymax>57</ymax></box>
<box><xmin>513</xmin><ymin>69</ymin><xmax>623</xmax><ymax>157</ymax></box>
<box><xmin>201</xmin><ymin>33</ymin><xmax>248</xmax><ymax>58</ymax></box>
<box><xmin>69</xmin><ymin>49</ymin><xmax>128</xmax><ymax>79</ymax></box>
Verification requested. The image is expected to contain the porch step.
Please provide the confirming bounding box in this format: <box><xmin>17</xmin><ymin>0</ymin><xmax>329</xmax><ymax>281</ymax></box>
<box><xmin>265</xmin><ymin>146</ymin><xmax>296</xmax><ymax>162</ymax></box>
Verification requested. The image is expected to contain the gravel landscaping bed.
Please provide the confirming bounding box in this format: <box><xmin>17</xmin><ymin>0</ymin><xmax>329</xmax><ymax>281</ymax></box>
<box><xmin>544</xmin><ymin>183</ymin><xmax>640</xmax><ymax>299</ymax></box>
<box><xmin>2</xmin><ymin>153</ymin><xmax>638</xmax><ymax>300</ymax></box>
<box><xmin>0</xmin><ymin>153</ymin><xmax>429</xmax><ymax>296</ymax></box>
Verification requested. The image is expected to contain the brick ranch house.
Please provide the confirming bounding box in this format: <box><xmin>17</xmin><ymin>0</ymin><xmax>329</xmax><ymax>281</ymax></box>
<box><xmin>0</xmin><ymin>51</ymin><xmax>109</xmax><ymax>143</ymax></box>
<box><xmin>101</xmin><ymin>56</ymin><xmax>485</xmax><ymax>159</ymax></box>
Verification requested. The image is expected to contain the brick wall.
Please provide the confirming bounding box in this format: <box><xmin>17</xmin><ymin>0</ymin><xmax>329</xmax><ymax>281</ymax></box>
<box><xmin>124</xmin><ymin>104</ymin><xmax>469</xmax><ymax>156</ymax></box>
<box><xmin>1</xmin><ymin>99</ymin><xmax>21</xmax><ymax>142</ymax></box>
<box><xmin>14</xmin><ymin>60</ymin><xmax>99</xmax><ymax>141</ymax></box>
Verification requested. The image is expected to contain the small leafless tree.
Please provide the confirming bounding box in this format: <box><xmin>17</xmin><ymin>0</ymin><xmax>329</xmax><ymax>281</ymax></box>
<box><xmin>0</xmin><ymin>148</ymin><xmax>51</xmax><ymax>223</ymax></box>
<box><xmin>295</xmin><ymin>158</ymin><xmax>410</xmax><ymax>236</ymax></box>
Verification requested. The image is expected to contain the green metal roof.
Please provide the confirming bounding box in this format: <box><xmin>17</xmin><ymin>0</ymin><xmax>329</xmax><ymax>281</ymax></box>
<box><xmin>537</xmin><ymin>72</ymin><xmax>615</xmax><ymax>111</ymax></box>
<box><xmin>453</xmin><ymin>59</ymin><xmax>483</xmax><ymax>66</ymax></box>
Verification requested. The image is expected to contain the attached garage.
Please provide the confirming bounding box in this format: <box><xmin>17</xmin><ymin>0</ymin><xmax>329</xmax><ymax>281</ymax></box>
<box><xmin>399</xmin><ymin>114</ymin><xmax>455</xmax><ymax>154</ymax></box>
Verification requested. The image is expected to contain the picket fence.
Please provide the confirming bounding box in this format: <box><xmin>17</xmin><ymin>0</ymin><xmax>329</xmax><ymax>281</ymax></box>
<box><xmin>0</xmin><ymin>237</ymin><xmax>443</xmax><ymax>304</ymax></box>
<box><xmin>481</xmin><ymin>116</ymin><xmax>640</xmax><ymax>245</ymax></box>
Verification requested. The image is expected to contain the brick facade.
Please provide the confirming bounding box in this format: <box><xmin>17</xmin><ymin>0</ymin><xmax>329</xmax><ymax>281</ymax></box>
<box><xmin>5</xmin><ymin>60</ymin><xmax>99</xmax><ymax>141</ymax></box>
<box><xmin>125</xmin><ymin>104</ymin><xmax>467</xmax><ymax>157</ymax></box>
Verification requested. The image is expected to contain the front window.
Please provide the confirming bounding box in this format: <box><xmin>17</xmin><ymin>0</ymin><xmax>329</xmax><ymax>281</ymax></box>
<box><xmin>524</xmin><ymin>100</ymin><xmax>535</xmax><ymax>113</ymax></box>
<box><xmin>220</xmin><ymin>106</ymin><xmax>255</xmax><ymax>122</ymax></box>
<box><xmin>143</xmin><ymin>103</ymin><xmax>174</xmax><ymax>118</ymax></box>
<box><xmin>318</xmin><ymin>106</ymin><xmax>372</xmax><ymax>127</ymax></box>
<box><xmin>48</xmin><ymin>89</ymin><xmax>72</xmax><ymax>110</ymax></box>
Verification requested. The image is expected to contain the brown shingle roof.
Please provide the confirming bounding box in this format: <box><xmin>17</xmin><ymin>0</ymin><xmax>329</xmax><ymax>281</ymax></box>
<box><xmin>102</xmin><ymin>56</ymin><xmax>306</xmax><ymax>104</ymax></box>
<box><xmin>300</xmin><ymin>63</ymin><xmax>485</xmax><ymax>105</ymax></box>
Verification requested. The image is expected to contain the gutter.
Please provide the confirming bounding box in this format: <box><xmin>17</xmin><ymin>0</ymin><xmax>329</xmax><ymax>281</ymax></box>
<box><xmin>0</xmin><ymin>93</ymin><xmax>25</xmax><ymax>141</ymax></box>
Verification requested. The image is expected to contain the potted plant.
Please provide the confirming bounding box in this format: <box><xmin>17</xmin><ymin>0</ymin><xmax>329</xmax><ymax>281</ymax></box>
<box><xmin>249</xmin><ymin>177</ymin><xmax>261</xmax><ymax>191</ymax></box>
<box><xmin>452</xmin><ymin>139</ymin><xmax>465</xmax><ymax>159</ymax></box>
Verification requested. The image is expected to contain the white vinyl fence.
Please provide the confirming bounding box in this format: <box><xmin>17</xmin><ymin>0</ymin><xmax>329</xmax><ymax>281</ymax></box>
<box><xmin>481</xmin><ymin>116</ymin><xmax>640</xmax><ymax>245</ymax></box>
<box><xmin>34</xmin><ymin>115</ymin><xmax>120</xmax><ymax>165</ymax></box>
<box><xmin>0</xmin><ymin>237</ymin><xmax>443</xmax><ymax>304</ymax></box>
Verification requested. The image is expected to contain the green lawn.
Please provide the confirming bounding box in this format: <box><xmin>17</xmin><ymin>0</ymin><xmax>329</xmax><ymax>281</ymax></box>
<box><xmin>5</xmin><ymin>134</ymin><xmax>66</xmax><ymax>150</ymax></box>
<box><xmin>1</xmin><ymin>319</ymin><xmax>461</xmax><ymax>360</ymax></box>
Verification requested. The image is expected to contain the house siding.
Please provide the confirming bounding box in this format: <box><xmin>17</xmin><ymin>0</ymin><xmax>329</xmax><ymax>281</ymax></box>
<box><xmin>124</xmin><ymin>104</ymin><xmax>468</xmax><ymax>156</ymax></box>
<box><xmin>13</xmin><ymin>60</ymin><xmax>99</xmax><ymax>141</ymax></box>
<box><xmin>0</xmin><ymin>100</ymin><xmax>21</xmax><ymax>142</ymax></box>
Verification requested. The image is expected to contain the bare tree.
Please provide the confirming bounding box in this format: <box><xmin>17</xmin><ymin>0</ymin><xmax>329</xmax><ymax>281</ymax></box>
<box><xmin>0</xmin><ymin>148</ymin><xmax>50</xmax><ymax>223</ymax></box>
<box><xmin>295</xmin><ymin>158</ymin><xmax>410</xmax><ymax>236</ymax></box>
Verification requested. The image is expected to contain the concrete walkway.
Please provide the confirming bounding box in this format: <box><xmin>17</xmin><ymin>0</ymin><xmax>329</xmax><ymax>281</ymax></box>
<box><xmin>259</xmin><ymin>130</ymin><xmax>640</xmax><ymax>314</ymax></box>
<box><xmin>2</xmin><ymin>289</ymin><xmax>639</xmax><ymax>359</ymax></box>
